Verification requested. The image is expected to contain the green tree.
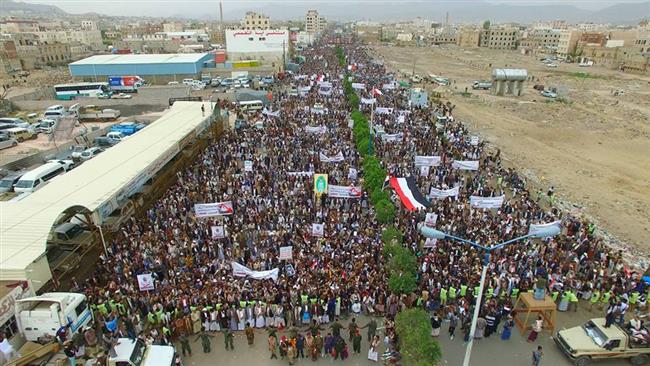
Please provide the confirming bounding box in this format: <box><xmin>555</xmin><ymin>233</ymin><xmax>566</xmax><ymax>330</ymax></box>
<box><xmin>381</xmin><ymin>226</ymin><xmax>403</xmax><ymax>246</ymax></box>
<box><xmin>482</xmin><ymin>20</ymin><xmax>491</xmax><ymax>30</ymax></box>
<box><xmin>395</xmin><ymin>309</ymin><xmax>443</xmax><ymax>366</ymax></box>
<box><xmin>389</xmin><ymin>271</ymin><xmax>418</xmax><ymax>294</ymax></box>
<box><xmin>375</xmin><ymin>199</ymin><xmax>396</xmax><ymax>224</ymax></box>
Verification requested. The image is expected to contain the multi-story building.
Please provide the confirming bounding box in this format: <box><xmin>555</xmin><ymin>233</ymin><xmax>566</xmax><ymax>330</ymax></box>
<box><xmin>0</xmin><ymin>20</ymin><xmax>39</xmax><ymax>33</ymax></box>
<box><xmin>163</xmin><ymin>22</ymin><xmax>183</xmax><ymax>33</ymax></box>
<box><xmin>557</xmin><ymin>29</ymin><xmax>583</xmax><ymax>59</ymax></box>
<box><xmin>11</xmin><ymin>33</ymin><xmax>71</xmax><ymax>69</ymax></box>
<box><xmin>225</xmin><ymin>29</ymin><xmax>288</xmax><ymax>62</ymax></box>
<box><xmin>33</xmin><ymin>30</ymin><xmax>104</xmax><ymax>51</ymax></box>
<box><xmin>0</xmin><ymin>40</ymin><xmax>21</xmax><ymax>75</ymax></box>
<box><xmin>520</xmin><ymin>28</ymin><xmax>561</xmax><ymax>53</ymax></box>
<box><xmin>80</xmin><ymin>20</ymin><xmax>97</xmax><ymax>31</ymax></box>
<box><xmin>431</xmin><ymin>32</ymin><xmax>457</xmax><ymax>45</ymax></box>
<box><xmin>241</xmin><ymin>11</ymin><xmax>270</xmax><ymax>30</ymax></box>
<box><xmin>305</xmin><ymin>10</ymin><xmax>327</xmax><ymax>34</ymax></box>
<box><xmin>480</xmin><ymin>28</ymin><xmax>519</xmax><ymax>50</ymax></box>
<box><xmin>457</xmin><ymin>28</ymin><xmax>481</xmax><ymax>48</ymax></box>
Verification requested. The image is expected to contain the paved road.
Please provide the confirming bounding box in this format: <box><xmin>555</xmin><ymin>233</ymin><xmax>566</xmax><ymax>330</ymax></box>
<box><xmin>173</xmin><ymin>302</ymin><xmax>623</xmax><ymax>366</ymax></box>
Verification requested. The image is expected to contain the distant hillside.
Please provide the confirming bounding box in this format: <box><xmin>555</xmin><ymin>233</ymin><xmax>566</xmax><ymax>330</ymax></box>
<box><xmin>1</xmin><ymin>0</ymin><xmax>66</xmax><ymax>16</ymax></box>
<box><xmin>221</xmin><ymin>1</ymin><xmax>650</xmax><ymax>25</ymax></box>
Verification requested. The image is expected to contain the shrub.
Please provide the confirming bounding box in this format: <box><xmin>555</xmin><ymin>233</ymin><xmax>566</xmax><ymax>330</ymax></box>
<box><xmin>371</xmin><ymin>187</ymin><xmax>390</xmax><ymax>206</ymax></box>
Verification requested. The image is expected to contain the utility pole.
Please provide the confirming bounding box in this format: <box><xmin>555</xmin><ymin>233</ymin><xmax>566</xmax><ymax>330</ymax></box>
<box><xmin>282</xmin><ymin>39</ymin><xmax>286</xmax><ymax>72</ymax></box>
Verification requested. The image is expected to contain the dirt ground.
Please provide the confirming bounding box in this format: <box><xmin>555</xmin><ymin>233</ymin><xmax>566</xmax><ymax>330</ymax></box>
<box><xmin>372</xmin><ymin>43</ymin><xmax>650</xmax><ymax>264</ymax></box>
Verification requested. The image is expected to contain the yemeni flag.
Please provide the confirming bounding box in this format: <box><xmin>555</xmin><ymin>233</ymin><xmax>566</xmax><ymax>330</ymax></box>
<box><xmin>388</xmin><ymin>176</ymin><xmax>431</xmax><ymax>211</ymax></box>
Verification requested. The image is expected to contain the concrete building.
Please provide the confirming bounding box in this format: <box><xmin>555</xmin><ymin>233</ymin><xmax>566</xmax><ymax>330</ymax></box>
<box><xmin>241</xmin><ymin>11</ymin><xmax>270</xmax><ymax>30</ymax></box>
<box><xmin>520</xmin><ymin>28</ymin><xmax>561</xmax><ymax>53</ymax></box>
<box><xmin>431</xmin><ymin>32</ymin><xmax>457</xmax><ymax>45</ymax></box>
<box><xmin>480</xmin><ymin>28</ymin><xmax>519</xmax><ymax>50</ymax></box>
<box><xmin>0</xmin><ymin>20</ymin><xmax>40</xmax><ymax>33</ymax></box>
<box><xmin>225</xmin><ymin>29</ymin><xmax>288</xmax><ymax>62</ymax></box>
<box><xmin>557</xmin><ymin>29</ymin><xmax>583</xmax><ymax>59</ymax></box>
<box><xmin>396</xmin><ymin>33</ymin><xmax>413</xmax><ymax>42</ymax></box>
<box><xmin>0</xmin><ymin>40</ymin><xmax>21</xmax><ymax>75</ymax></box>
<box><xmin>457</xmin><ymin>28</ymin><xmax>481</xmax><ymax>48</ymax></box>
<box><xmin>33</xmin><ymin>30</ymin><xmax>104</xmax><ymax>50</ymax></box>
<box><xmin>306</xmin><ymin>10</ymin><xmax>327</xmax><ymax>34</ymax></box>
<box><xmin>163</xmin><ymin>22</ymin><xmax>183</xmax><ymax>33</ymax></box>
<box><xmin>81</xmin><ymin>20</ymin><xmax>98</xmax><ymax>31</ymax></box>
<box><xmin>68</xmin><ymin>53</ymin><xmax>214</xmax><ymax>83</ymax></box>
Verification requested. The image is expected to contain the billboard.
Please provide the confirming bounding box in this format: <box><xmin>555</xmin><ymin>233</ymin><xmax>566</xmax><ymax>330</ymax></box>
<box><xmin>226</xmin><ymin>30</ymin><xmax>289</xmax><ymax>54</ymax></box>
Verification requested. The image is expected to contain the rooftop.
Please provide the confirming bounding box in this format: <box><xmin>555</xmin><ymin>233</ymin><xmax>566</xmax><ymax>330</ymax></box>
<box><xmin>69</xmin><ymin>53</ymin><xmax>209</xmax><ymax>66</ymax></box>
<box><xmin>0</xmin><ymin>102</ymin><xmax>210</xmax><ymax>285</ymax></box>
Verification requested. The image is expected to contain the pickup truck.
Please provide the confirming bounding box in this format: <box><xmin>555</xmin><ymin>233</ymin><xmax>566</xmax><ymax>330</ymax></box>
<box><xmin>472</xmin><ymin>81</ymin><xmax>493</xmax><ymax>90</ymax></box>
<box><xmin>554</xmin><ymin>318</ymin><xmax>650</xmax><ymax>366</ymax></box>
<box><xmin>77</xmin><ymin>106</ymin><xmax>121</xmax><ymax>121</ymax></box>
<box><xmin>109</xmin><ymin>338</ymin><xmax>174</xmax><ymax>366</ymax></box>
<box><xmin>110</xmin><ymin>122</ymin><xmax>145</xmax><ymax>136</ymax></box>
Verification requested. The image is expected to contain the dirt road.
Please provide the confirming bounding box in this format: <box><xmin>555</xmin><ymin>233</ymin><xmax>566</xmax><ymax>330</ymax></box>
<box><xmin>373</xmin><ymin>44</ymin><xmax>650</xmax><ymax>262</ymax></box>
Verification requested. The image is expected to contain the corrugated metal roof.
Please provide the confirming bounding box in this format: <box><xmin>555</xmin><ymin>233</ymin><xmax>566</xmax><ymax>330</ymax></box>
<box><xmin>0</xmin><ymin>102</ymin><xmax>210</xmax><ymax>280</ymax></box>
<box><xmin>69</xmin><ymin>53</ymin><xmax>209</xmax><ymax>66</ymax></box>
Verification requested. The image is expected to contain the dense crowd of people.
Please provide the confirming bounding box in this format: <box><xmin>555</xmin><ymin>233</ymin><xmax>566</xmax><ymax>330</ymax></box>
<box><xmin>53</xmin><ymin>34</ymin><xmax>646</xmax><ymax>365</ymax></box>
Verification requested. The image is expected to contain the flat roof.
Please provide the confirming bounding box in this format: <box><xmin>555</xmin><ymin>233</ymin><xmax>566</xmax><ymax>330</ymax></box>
<box><xmin>69</xmin><ymin>53</ymin><xmax>209</xmax><ymax>66</ymax></box>
<box><xmin>0</xmin><ymin>102</ymin><xmax>209</xmax><ymax>280</ymax></box>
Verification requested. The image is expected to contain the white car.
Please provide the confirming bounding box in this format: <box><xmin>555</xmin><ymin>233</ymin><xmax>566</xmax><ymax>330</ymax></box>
<box><xmin>167</xmin><ymin>81</ymin><xmax>180</xmax><ymax>86</ymax></box>
<box><xmin>113</xmin><ymin>93</ymin><xmax>132</xmax><ymax>99</ymax></box>
<box><xmin>546</xmin><ymin>63</ymin><xmax>558</xmax><ymax>68</ymax></box>
<box><xmin>80</xmin><ymin>147</ymin><xmax>103</xmax><ymax>161</ymax></box>
<box><xmin>70</xmin><ymin>145</ymin><xmax>86</xmax><ymax>160</ymax></box>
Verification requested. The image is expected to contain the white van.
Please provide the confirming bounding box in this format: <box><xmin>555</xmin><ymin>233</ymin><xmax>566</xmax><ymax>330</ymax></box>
<box><xmin>46</xmin><ymin>105</ymin><xmax>65</xmax><ymax>112</ymax></box>
<box><xmin>14</xmin><ymin>161</ymin><xmax>69</xmax><ymax>193</ymax></box>
<box><xmin>15</xmin><ymin>292</ymin><xmax>93</xmax><ymax>341</ymax></box>
<box><xmin>182</xmin><ymin>79</ymin><xmax>194</xmax><ymax>86</ymax></box>
<box><xmin>238</xmin><ymin>100</ymin><xmax>264</xmax><ymax>112</ymax></box>
<box><xmin>108</xmin><ymin>338</ymin><xmax>175</xmax><ymax>366</ymax></box>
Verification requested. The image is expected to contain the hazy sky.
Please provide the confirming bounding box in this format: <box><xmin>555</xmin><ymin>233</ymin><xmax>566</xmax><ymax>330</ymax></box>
<box><xmin>18</xmin><ymin>0</ymin><xmax>650</xmax><ymax>18</ymax></box>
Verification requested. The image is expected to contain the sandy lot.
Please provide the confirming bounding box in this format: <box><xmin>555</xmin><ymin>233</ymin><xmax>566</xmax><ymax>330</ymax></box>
<box><xmin>373</xmin><ymin>44</ymin><xmax>650</xmax><ymax>262</ymax></box>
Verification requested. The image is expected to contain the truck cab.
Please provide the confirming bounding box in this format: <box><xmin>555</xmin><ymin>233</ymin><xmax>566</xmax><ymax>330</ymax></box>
<box><xmin>555</xmin><ymin>318</ymin><xmax>650</xmax><ymax>366</ymax></box>
<box><xmin>108</xmin><ymin>338</ymin><xmax>174</xmax><ymax>366</ymax></box>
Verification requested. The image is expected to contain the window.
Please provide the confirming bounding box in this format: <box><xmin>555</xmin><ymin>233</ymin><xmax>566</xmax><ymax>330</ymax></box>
<box><xmin>0</xmin><ymin>316</ymin><xmax>19</xmax><ymax>338</ymax></box>
<box><xmin>75</xmin><ymin>300</ymin><xmax>88</xmax><ymax>317</ymax></box>
<box><xmin>42</xmin><ymin>167</ymin><xmax>64</xmax><ymax>182</ymax></box>
<box><xmin>248</xmin><ymin>37</ymin><xmax>254</xmax><ymax>41</ymax></box>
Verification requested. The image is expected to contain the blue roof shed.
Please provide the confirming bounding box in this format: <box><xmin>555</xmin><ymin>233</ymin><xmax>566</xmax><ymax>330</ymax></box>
<box><xmin>69</xmin><ymin>53</ymin><xmax>213</xmax><ymax>77</ymax></box>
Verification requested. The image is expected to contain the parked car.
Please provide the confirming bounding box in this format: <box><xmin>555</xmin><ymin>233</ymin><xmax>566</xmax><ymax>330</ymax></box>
<box><xmin>37</xmin><ymin>119</ymin><xmax>57</xmax><ymax>134</ymax></box>
<box><xmin>409</xmin><ymin>75</ymin><xmax>422</xmax><ymax>83</ymax></box>
<box><xmin>0</xmin><ymin>172</ymin><xmax>24</xmax><ymax>193</ymax></box>
<box><xmin>5</xmin><ymin>127</ymin><xmax>36</xmax><ymax>142</ymax></box>
<box><xmin>94</xmin><ymin>136</ymin><xmax>119</xmax><ymax>147</ymax></box>
<box><xmin>0</xmin><ymin>118</ymin><xmax>30</xmax><ymax>128</ymax></box>
<box><xmin>262</xmin><ymin>76</ymin><xmax>275</xmax><ymax>85</ymax></box>
<box><xmin>167</xmin><ymin>81</ymin><xmax>180</xmax><ymax>86</ymax></box>
<box><xmin>210</xmin><ymin>78</ymin><xmax>222</xmax><ymax>87</ymax></box>
<box><xmin>472</xmin><ymin>81</ymin><xmax>492</xmax><ymax>90</ymax></box>
<box><xmin>546</xmin><ymin>63</ymin><xmax>558</xmax><ymax>68</ymax></box>
<box><xmin>220</xmin><ymin>78</ymin><xmax>234</xmax><ymax>87</ymax></box>
<box><xmin>0</xmin><ymin>134</ymin><xmax>18</xmax><ymax>150</ymax></box>
<box><xmin>182</xmin><ymin>79</ymin><xmax>194</xmax><ymax>86</ymax></box>
<box><xmin>106</xmin><ymin>131</ymin><xmax>127</xmax><ymax>142</ymax></box>
<box><xmin>70</xmin><ymin>145</ymin><xmax>86</xmax><ymax>160</ymax></box>
<box><xmin>98</xmin><ymin>93</ymin><xmax>111</xmax><ymax>99</ymax></box>
<box><xmin>113</xmin><ymin>93</ymin><xmax>132</xmax><ymax>99</ymax></box>
<box><xmin>80</xmin><ymin>147</ymin><xmax>103</xmax><ymax>161</ymax></box>
<box><xmin>46</xmin><ymin>159</ymin><xmax>75</xmax><ymax>171</ymax></box>
<box><xmin>541</xmin><ymin>90</ymin><xmax>558</xmax><ymax>98</ymax></box>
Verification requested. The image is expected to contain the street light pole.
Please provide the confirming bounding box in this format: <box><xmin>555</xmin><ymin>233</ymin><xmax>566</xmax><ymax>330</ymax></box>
<box><xmin>420</xmin><ymin>223</ymin><xmax>560</xmax><ymax>366</ymax></box>
<box><xmin>463</xmin><ymin>252</ymin><xmax>489</xmax><ymax>366</ymax></box>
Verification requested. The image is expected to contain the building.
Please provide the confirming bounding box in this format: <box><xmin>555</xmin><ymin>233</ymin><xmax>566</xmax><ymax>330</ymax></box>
<box><xmin>396</xmin><ymin>33</ymin><xmax>413</xmax><ymax>42</ymax></box>
<box><xmin>305</xmin><ymin>10</ymin><xmax>327</xmax><ymax>34</ymax></box>
<box><xmin>520</xmin><ymin>28</ymin><xmax>561</xmax><ymax>53</ymax></box>
<box><xmin>457</xmin><ymin>28</ymin><xmax>481</xmax><ymax>48</ymax></box>
<box><xmin>0</xmin><ymin>40</ymin><xmax>21</xmax><ymax>75</ymax></box>
<box><xmin>68</xmin><ymin>53</ymin><xmax>214</xmax><ymax>83</ymax></box>
<box><xmin>0</xmin><ymin>102</ymin><xmax>212</xmax><ymax>292</ymax></box>
<box><xmin>431</xmin><ymin>32</ymin><xmax>457</xmax><ymax>45</ymax></box>
<box><xmin>80</xmin><ymin>20</ymin><xmax>97</xmax><ymax>31</ymax></box>
<box><xmin>0</xmin><ymin>20</ymin><xmax>39</xmax><ymax>33</ymax></box>
<box><xmin>480</xmin><ymin>28</ymin><xmax>519</xmax><ymax>50</ymax></box>
<box><xmin>557</xmin><ymin>29</ymin><xmax>583</xmax><ymax>59</ymax></box>
<box><xmin>241</xmin><ymin>11</ymin><xmax>270</xmax><ymax>30</ymax></box>
<box><xmin>33</xmin><ymin>30</ymin><xmax>104</xmax><ymax>50</ymax></box>
<box><xmin>225</xmin><ymin>29</ymin><xmax>288</xmax><ymax>62</ymax></box>
<box><xmin>163</xmin><ymin>22</ymin><xmax>183</xmax><ymax>33</ymax></box>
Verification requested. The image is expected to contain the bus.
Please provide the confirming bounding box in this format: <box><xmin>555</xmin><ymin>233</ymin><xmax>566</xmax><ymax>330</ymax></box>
<box><xmin>54</xmin><ymin>82</ymin><xmax>111</xmax><ymax>100</ymax></box>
